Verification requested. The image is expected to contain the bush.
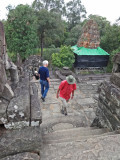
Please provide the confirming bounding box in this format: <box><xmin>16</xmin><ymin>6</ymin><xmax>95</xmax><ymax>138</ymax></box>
<box><xmin>106</xmin><ymin>47</ymin><xmax>120</xmax><ymax>72</ymax></box>
<box><xmin>52</xmin><ymin>45</ymin><xmax>75</xmax><ymax>69</ymax></box>
<box><xmin>43</xmin><ymin>48</ymin><xmax>60</xmax><ymax>61</ymax></box>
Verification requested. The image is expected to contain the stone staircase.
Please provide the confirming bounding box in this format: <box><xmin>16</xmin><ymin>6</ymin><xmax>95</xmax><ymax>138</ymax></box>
<box><xmin>40</xmin><ymin>125</ymin><xmax>117</xmax><ymax>160</ymax></box>
<box><xmin>38</xmin><ymin>77</ymin><xmax>120</xmax><ymax>160</ymax></box>
<box><xmin>42</xmin><ymin>127</ymin><xmax>110</xmax><ymax>144</ymax></box>
<box><xmin>1</xmin><ymin>76</ymin><xmax>120</xmax><ymax>160</ymax></box>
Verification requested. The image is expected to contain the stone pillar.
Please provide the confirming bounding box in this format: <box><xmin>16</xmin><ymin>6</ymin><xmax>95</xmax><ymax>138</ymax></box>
<box><xmin>0</xmin><ymin>59</ymin><xmax>7</xmax><ymax>96</ymax></box>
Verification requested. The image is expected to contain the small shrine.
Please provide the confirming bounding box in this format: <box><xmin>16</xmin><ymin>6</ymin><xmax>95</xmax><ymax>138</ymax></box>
<box><xmin>72</xmin><ymin>19</ymin><xmax>109</xmax><ymax>69</ymax></box>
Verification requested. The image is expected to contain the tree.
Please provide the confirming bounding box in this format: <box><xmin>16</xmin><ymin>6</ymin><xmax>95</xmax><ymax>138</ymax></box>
<box><xmin>66</xmin><ymin>0</ymin><xmax>86</xmax><ymax>29</ymax></box>
<box><xmin>5</xmin><ymin>4</ymin><xmax>39</xmax><ymax>60</ymax></box>
<box><xmin>64</xmin><ymin>24</ymin><xmax>83</xmax><ymax>45</ymax></box>
<box><xmin>36</xmin><ymin>9</ymin><xmax>65</xmax><ymax>56</ymax></box>
<box><xmin>100</xmin><ymin>24</ymin><xmax>120</xmax><ymax>53</ymax></box>
<box><xmin>32</xmin><ymin>0</ymin><xmax>66</xmax><ymax>15</ymax></box>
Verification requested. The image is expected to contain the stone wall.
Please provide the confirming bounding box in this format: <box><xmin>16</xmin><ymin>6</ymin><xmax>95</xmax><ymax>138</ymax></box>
<box><xmin>77</xmin><ymin>19</ymin><xmax>100</xmax><ymax>49</ymax></box>
<box><xmin>93</xmin><ymin>53</ymin><xmax>120</xmax><ymax>131</ymax></box>
<box><xmin>0</xmin><ymin>21</ymin><xmax>15</xmax><ymax>125</ymax></box>
<box><xmin>4</xmin><ymin>56</ymin><xmax>42</xmax><ymax>129</ymax></box>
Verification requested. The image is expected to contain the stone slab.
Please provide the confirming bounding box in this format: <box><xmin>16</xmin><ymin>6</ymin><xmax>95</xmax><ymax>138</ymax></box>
<box><xmin>30</xmin><ymin>83</ymin><xmax>42</xmax><ymax>124</ymax></box>
<box><xmin>1</xmin><ymin>152</ymin><xmax>40</xmax><ymax>160</ymax></box>
<box><xmin>0</xmin><ymin>98</ymin><xmax>8</xmax><ymax>124</ymax></box>
<box><xmin>0</xmin><ymin>127</ymin><xmax>42</xmax><ymax>159</ymax></box>
<box><xmin>79</xmin><ymin>85</ymin><xmax>94</xmax><ymax>90</ymax></box>
<box><xmin>52</xmin><ymin>123</ymin><xmax>74</xmax><ymax>131</ymax></box>
<box><xmin>7</xmin><ymin>78</ymin><xmax>30</xmax><ymax>123</ymax></box>
<box><xmin>77</xmin><ymin>98</ymin><xmax>95</xmax><ymax>105</ymax></box>
<box><xmin>110</xmin><ymin>73</ymin><xmax>120</xmax><ymax>88</ymax></box>
<box><xmin>40</xmin><ymin>134</ymin><xmax>120</xmax><ymax>160</ymax></box>
<box><xmin>0</xmin><ymin>59</ymin><xmax>7</xmax><ymax>95</ymax></box>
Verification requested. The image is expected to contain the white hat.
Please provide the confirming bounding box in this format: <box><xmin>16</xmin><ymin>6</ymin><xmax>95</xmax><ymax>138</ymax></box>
<box><xmin>66</xmin><ymin>75</ymin><xmax>76</xmax><ymax>84</ymax></box>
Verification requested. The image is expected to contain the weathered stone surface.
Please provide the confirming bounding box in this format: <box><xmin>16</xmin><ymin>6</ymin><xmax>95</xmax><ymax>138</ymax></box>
<box><xmin>98</xmin><ymin>101</ymin><xmax>120</xmax><ymax>130</ymax></box>
<box><xmin>0</xmin><ymin>127</ymin><xmax>42</xmax><ymax>159</ymax></box>
<box><xmin>2</xmin><ymin>83</ymin><xmax>14</xmax><ymax>101</ymax></box>
<box><xmin>94</xmin><ymin>52</ymin><xmax>120</xmax><ymax>131</ymax></box>
<box><xmin>7</xmin><ymin>76</ymin><xmax>30</xmax><ymax>125</ymax></box>
<box><xmin>60</xmin><ymin>67</ymin><xmax>72</xmax><ymax>76</ymax></box>
<box><xmin>77</xmin><ymin>19</ymin><xmax>100</xmax><ymax>48</ymax></box>
<box><xmin>52</xmin><ymin>123</ymin><xmax>74</xmax><ymax>131</ymax></box>
<box><xmin>77</xmin><ymin>98</ymin><xmax>95</xmax><ymax>105</ymax></box>
<box><xmin>110</xmin><ymin>73</ymin><xmax>120</xmax><ymax>88</ymax></box>
<box><xmin>0</xmin><ymin>98</ymin><xmax>8</xmax><ymax>124</ymax></box>
<box><xmin>1</xmin><ymin>152</ymin><xmax>40</xmax><ymax>160</ymax></box>
<box><xmin>113</xmin><ymin>53</ymin><xmax>120</xmax><ymax>63</ymax></box>
<box><xmin>23</xmin><ymin>55</ymin><xmax>42</xmax><ymax>77</ymax></box>
<box><xmin>9</xmin><ymin>62</ymin><xmax>19</xmax><ymax>84</ymax></box>
<box><xmin>40</xmin><ymin>134</ymin><xmax>120</xmax><ymax>160</ymax></box>
<box><xmin>30</xmin><ymin>82</ymin><xmax>42</xmax><ymax>126</ymax></box>
<box><xmin>0</xmin><ymin>59</ymin><xmax>7</xmax><ymax>95</ymax></box>
<box><xmin>0</xmin><ymin>21</ymin><xmax>20</xmax><ymax>127</ymax></box>
<box><xmin>95</xmin><ymin>80</ymin><xmax>120</xmax><ymax>130</ymax></box>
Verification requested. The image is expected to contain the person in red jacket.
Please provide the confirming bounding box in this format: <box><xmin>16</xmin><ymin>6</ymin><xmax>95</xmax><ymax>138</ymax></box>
<box><xmin>56</xmin><ymin>75</ymin><xmax>76</xmax><ymax>116</ymax></box>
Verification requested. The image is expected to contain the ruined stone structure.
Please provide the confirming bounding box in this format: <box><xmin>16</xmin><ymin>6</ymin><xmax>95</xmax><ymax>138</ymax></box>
<box><xmin>93</xmin><ymin>53</ymin><xmax>120</xmax><ymax>131</ymax></box>
<box><xmin>4</xmin><ymin>55</ymin><xmax>42</xmax><ymax>129</ymax></box>
<box><xmin>0</xmin><ymin>22</ymin><xmax>42</xmax><ymax>128</ymax></box>
<box><xmin>0</xmin><ymin>21</ymin><xmax>16</xmax><ymax>125</ymax></box>
<box><xmin>77</xmin><ymin>19</ymin><xmax>100</xmax><ymax>48</ymax></box>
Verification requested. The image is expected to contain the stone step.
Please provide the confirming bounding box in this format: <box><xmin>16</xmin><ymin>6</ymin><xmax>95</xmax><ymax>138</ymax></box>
<box><xmin>40</xmin><ymin>134</ymin><xmax>120</xmax><ymax>160</ymax></box>
<box><xmin>43</xmin><ymin>130</ymin><xmax>114</xmax><ymax>144</ymax></box>
<box><xmin>43</xmin><ymin>127</ymin><xmax>109</xmax><ymax>144</ymax></box>
<box><xmin>41</xmin><ymin>115</ymin><xmax>90</xmax><ymax>134</ymax></box>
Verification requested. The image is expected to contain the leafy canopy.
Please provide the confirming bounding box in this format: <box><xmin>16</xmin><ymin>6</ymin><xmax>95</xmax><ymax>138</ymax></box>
<box><xmin>5</xmin><ymin>4</ymin><xmax>39</xmax><ymax>59</ymax></box>
<box><xmin>66</xmin><ymin>0</ymin><xmax>86</xmax><ymax>29</ymax></box>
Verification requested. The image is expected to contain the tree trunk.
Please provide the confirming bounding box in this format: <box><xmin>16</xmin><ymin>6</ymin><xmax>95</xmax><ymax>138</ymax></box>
<box><xmin>40</xmin><ymin>32</ymin><xmax>44</xmax><ymax>57</ymax></box>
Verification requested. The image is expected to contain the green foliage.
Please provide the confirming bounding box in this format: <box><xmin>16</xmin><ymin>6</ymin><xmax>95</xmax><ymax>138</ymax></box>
<box><xmin>52</xmin><ymin>45</ymin><xmax>75</xmax><ymax>68</ymax></box>
<box><xmin>43</xmin><ymin>47</ymin><xmax>60</xmax><ymax>61</ymax></box>
<box><xmin>100</xmin><ymin>24</ymin><xmax>120</xmax><ymax>53</ymax></box>
<box><xmin>5</xmin><ymin>4</ymin><xmax>39</xmax><ymax>60</ymax></box>
<box><xmin>106</xmin><ymin>47</ymin><xmax>120</xmax><ymax>72</ymax></box>
<box><xmin>7</xmin><ymin>51</ymin><xmax>17</xmax><ymax>62</ymax></box>
<box><xmin>64</xmin><ymin>24</ymin><xmax>83</xmax><ymax>45</ymax></box>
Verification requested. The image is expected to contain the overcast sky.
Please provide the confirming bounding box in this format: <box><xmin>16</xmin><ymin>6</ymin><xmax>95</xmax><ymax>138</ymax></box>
<box><xmin>0</xmin><ymin>0</ymin><xmax>120</xmax><ymax>24</ymax></box>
